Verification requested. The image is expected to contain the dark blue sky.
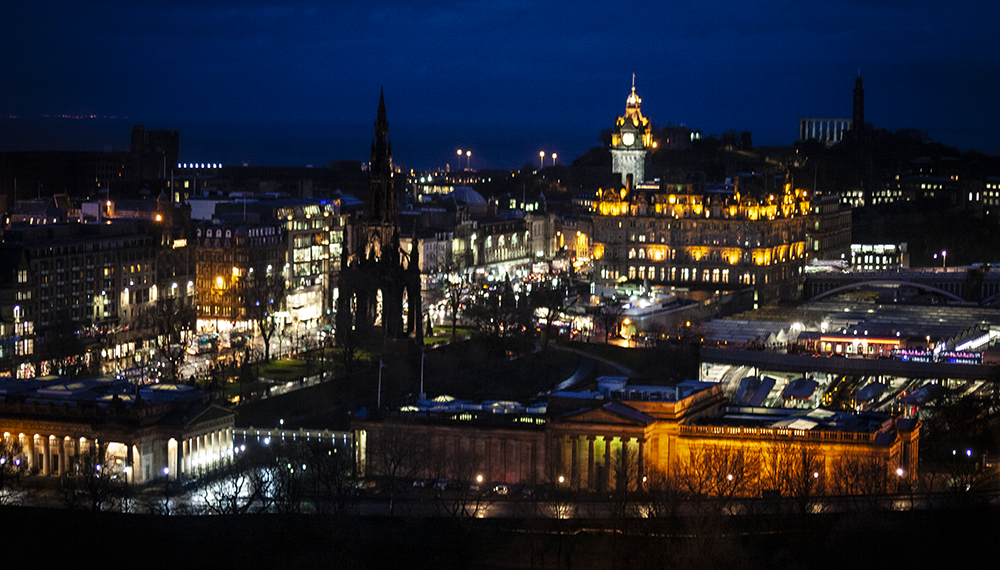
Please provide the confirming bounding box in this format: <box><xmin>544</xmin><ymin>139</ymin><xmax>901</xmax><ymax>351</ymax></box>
<box><xmin>3</xmin><ymin>1</ymin><xmax>998</xmax><ymax>169</ymax></box>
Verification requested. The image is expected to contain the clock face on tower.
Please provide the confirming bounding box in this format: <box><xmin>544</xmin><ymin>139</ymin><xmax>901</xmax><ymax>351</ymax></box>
<box><xmin>622</xmin><ymin>132</ymin><xmax>635</xmax><ymax>147</ymax></box>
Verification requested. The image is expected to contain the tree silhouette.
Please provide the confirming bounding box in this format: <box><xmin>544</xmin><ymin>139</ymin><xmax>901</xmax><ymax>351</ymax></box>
<box><xmin>365</xmin><ymin>420</ymin><xmax>427</xmax><ymax>516</ymax></box>
<box><xmin>244</xmin><ymin>265</ymin><xmax>286</xmax><ymax>362</ymax></box>
<box><xmin>0</xmin><ymin>435</ymin><xmax>25</xmax><ymax>505</ymax></box>
<box><xmin>530</xmin><ymin>279</ymin><xmax>570</xmax><ymax>348</ymax></box>
<box><xmin>148</xmin><ymin>295</ymin><xmax>196</xmax><ymax>382</ymax></box>
<box><xmin>595</xmin><ymin>298</ymin><xmax>625</xmax><ymax>343</ymax></box>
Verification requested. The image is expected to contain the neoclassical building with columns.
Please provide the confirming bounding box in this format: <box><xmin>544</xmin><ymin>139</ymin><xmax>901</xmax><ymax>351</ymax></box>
<box><xmin>355</xmin><ymin>378</ymin><xmax>920</xmax><ymax>494</ymax></box>
<box><xmin>0</xmin><ymin>376</ymin><xmax>234</xmax><ymax>484</ymax></box>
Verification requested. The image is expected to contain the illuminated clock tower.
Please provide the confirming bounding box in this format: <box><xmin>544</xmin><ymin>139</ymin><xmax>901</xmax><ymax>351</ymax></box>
<box><xmin>610</xmin><ymin>78</ymin><xmax>652</xmax><ymax>187</ymax></box>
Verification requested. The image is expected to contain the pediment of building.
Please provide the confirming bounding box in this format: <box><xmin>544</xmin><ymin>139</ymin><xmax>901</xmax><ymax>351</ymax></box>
<box><xmin>555</xmin><ymin>403</ymin><xmax>654</xmax><ymax>427</ymax></box>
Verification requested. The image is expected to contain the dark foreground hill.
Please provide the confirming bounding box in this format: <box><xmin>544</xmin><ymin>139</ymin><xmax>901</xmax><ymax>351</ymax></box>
<box><xmin>1</xmin><ymin>504</ymin><xmax>996</xmax><ymax>570</ymax></box>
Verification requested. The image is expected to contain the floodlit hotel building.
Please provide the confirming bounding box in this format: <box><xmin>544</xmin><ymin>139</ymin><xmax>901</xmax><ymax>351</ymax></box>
<box><xmin>591</xmin><ymin>179</ymin><xmax>811</xmax><ymax>306</ymax></box>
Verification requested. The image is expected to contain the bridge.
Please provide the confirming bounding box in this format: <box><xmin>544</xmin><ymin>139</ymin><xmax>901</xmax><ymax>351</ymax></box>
<box><xmin>804</xmin><ymin>266</ymin><xmax>1000</xmax><ymax>304</ymax></box>
<box><xmin>701</xmin><ymin>347</ymin><xmax>997</xmax><ymax>381</ymax></box>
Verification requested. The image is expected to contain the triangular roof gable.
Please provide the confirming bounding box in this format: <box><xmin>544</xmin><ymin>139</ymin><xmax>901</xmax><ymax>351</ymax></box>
<box><xmin>557</xmin><ymin>402</ymin><xmax>655</xmax><ymax>427</ymax></box>
<box><xmin>164</xmin><ymin>402</ymin><xmax>234</xmax><ymax>428</ymax></box>
<box><xmin>187</xmin><ymin>404</ymin><xmax>235</xmax><ymax>426</ymax></box>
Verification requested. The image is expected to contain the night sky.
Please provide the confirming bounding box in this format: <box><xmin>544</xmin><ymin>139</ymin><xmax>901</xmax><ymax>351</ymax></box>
<box><xmin>3</xmin><ymin>1</ymin><xmax>998</xmax><ymax>170</ymax></box>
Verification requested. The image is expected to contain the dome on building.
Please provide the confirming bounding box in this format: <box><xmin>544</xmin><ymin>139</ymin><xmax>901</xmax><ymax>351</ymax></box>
<box><xmin>447</xmin><ymin>185</ymin><xmax>488</xmax><ymax>216</ymax></box>
<box><xmin>449</xmin><ymin>186</ymin><xmax>487</xmax><ymax>206</ymax></box>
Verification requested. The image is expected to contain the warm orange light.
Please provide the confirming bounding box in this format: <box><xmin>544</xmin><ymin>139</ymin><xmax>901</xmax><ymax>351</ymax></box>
<box><xmin>820</xmin><ymin>336</ymin><xmax>901</xmax><ymax>346</ymax></box>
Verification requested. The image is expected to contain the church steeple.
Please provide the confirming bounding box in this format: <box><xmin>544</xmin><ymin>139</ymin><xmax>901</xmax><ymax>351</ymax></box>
<box><xmin>365</xmin><ymin>88</ymin><xmax>396</xmax><ymax>225</ymax></box>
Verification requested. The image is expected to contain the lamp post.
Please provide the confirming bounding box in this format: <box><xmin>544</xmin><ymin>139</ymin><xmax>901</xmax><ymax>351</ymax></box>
<box><xmin>551</xmin><ymin>153</ymin><xmax>557</xmax><ymax>167</ymax></box>
<box><xmin>466</xmin><ymin>150</ymin><xmax>471</xmax><ymax>171</ymax></box>
<box><xmin>456</xmin><ymin>149</ymin><xmax>463</xmax><ymax>171</ymax></box>
<box><xmin>419</xmin><ymin>349</ymin><xmax>426</xmax><ymax>398</ymax></box>
<box><xmin>539</xmin><ymin>151</ymin><xmax>545</xmax><ymax>169</ymax></box>
<box><xmin>378</xmin><ymin>360</ymin><xmax>387</xmax><ymax>409</ymax></box>
<box><xmin>934</xmin><ymin>250</ymin><xmax>947</xmax><ymax>268</ymax></box>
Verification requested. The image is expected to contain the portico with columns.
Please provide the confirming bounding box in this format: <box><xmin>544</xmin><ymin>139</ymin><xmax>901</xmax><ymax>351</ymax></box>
<box><xmin>549</xmin><ymin>402</ymin><xmax>653</xmax><ymax>491</ymax></box>
<box><xmin>0</xmin><ymin>402</ymin><xmax>234</xmax><ymax>485</ymax></box>
<box><xmin>799</xmin><ymin>117</ymin><xmax>852</xmax><ymax>146</ymax></box>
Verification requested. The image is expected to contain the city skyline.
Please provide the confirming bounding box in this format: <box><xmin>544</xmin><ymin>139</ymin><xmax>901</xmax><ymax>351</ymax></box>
<box><xmin>3</xmin><ymin>1</ymin><xmax>999</xmax><ymax>169</ymax></box>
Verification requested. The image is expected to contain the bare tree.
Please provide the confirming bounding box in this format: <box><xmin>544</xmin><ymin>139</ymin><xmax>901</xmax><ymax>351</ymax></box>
<box><xmin>365</xmin><ymin>421</ymin><xmax>427</xmax><ymax>516</ymax></box>
<box><xmin>530</xmin><ymin>279</ymin><xmax>570</xmax><ymax>348</ymax></box>
<box><xmin>432</xmin><ymin>447</ymin><xmax>492</xmax><ymax>520</ymax></box>
<box><xmin>62</xmin><ymin>444</ymin><xmax>132</xmax><ymax>512</ymax></box>
<box><xmin>678</xmin><ymin>444</ymin><xmax>760</xmax><ymax>514</ymax></box>
<box><xmin>445</xmin><ymin>277</ymin><xmax>468</xmax><ymax>341</ymax></box>
<box><xmin>595</xmin><ymin>298</ymin><xmax>625</xmax><ymax>343</ymax></box>
<box><xmin>244</xmin><ymin>266</ymin><xmax>286</xmax><ymax>362</ymax></box>
<box><xmin>195</xmin><ymin>447</ymin><xmax>275</xmax><ymax>515</ymax></box>
<box><xmin>149</xmin><ymin>295</ymin><xmax>196</xmax><ymax>382</ymax></box>
<box><xmin>0</xmin><ymin>436</ymin><xmax>26</xmax><ymax>505</ymax></box>
<box><xmin>832</xmin><ymin>454</ymin><xmax>888</xmax><ymax>510</ymax></box>
<box><xmin>761</xmin><ymin>442</ymin><xmax>826</xmax><ymax>513</ymax></box>
<box><xmin>301</xmin><ymin>441</ymin><xmax>357</xmax><ymax>515</ymax></box>
<box><xmin>337</xmin><ymin>328</ymin><xmax>361</xmax><ymax>377</ymax></box>
<box><xmin>940</xmin><ymin>448</ymin><xmax>998</xmax><ymax>507</ymax></box>
<box><xmin>676</xmin><ymin>446</ymin><xmax>714</xmax><ymax>513</ymax></box>
<box><xmin>606</xmin><ymin>442</ymin><xmax>643</xmax><ymax>566</ymax></box>
<box><xmin>705</xmin><ymin>445</ymin><xmax>760</xmax><ymax>513</ymax></box>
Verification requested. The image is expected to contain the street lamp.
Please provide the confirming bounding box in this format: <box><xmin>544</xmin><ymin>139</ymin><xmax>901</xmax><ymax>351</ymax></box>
<box><xmin>539</xmin><ymin>151</ymin><xmax>545</xmax><ymax>169</ymax></box>
<box><xmin>456</xmin><ymin>149</ymin><xmax>462</xmax><ymax>171</ymax></box>
<box><xmin>551</xmin><ymin>153</ymin><xmax>557</xmax><ymax>166</ymax></box>
<box><xmin>933</xmin><ymin>250</ymin><xmax>947</xmax><ymax>268</ymax></box>
<box><xmin>377</xmin><ymin>360</ymin><xmax>387</xmax><ymax>409</ymax></box>
<box><xmin>466</xmin><ymin>150</ymin><xmax>471</xmax><ymax>171</ymax></box>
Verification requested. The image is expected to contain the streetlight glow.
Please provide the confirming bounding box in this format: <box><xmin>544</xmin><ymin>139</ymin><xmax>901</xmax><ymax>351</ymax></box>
<box><xmin>539</xmin><ymin>151</ymin><xmax>545</xmax><ymax>168</ymax></box>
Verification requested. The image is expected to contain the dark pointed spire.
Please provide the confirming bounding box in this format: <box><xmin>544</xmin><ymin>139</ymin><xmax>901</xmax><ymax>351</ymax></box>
<box><xmin>375</xmin><ymin>87</ymin><xmax>388</xmax><ymax>139</ymax></box>
<box><xmin>365</xmin><ymin>88</ymin><xmax>395</xmax><ymax>225</ymax></box>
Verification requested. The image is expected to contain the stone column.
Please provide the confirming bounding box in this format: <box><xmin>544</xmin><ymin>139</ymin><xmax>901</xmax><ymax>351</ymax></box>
<box><xmin>126</xmin><ymin>443</ymin><xmax>134</xmax><ymax>484</ymax></box>
<box><xmin>637</xmin><ymin>437</ymin><xmax>646</xmax><ymax>487</ymax></box>
<box><xmin>193</xmin><ymin>435</ymin><xmax>200</xmax><ymax>469</ymax></box>
<box><xmin>554</xmin><ymin>434</ymin><xmax>565</xmax><ymax>483</ymax></box>
<box><xmin>586</xmin><ymin>436</ymin><xmax>596</xmax><ymax>490</ymax></box>
<box><xmin>619</xmin><ymin>436</ymin><xmax>632</xmax><ymax>490</ymax></box>
<box><xmin>42</xmin><ymin>436</ymin><xmax>51</xmax><ymax>476</ymax></box>
<box><xmin>604</xmin><ymin>437</ymin><xmax>613</xmax><ymax>490</ymax></box>
<box><xmin>570</xmin><ymin>435</ymin><xmax>578</xmax><ymax>488</ymax></box>
<box><xmin>173</xmin><ymin>440</ymin><xmax>181</xmax><ymax>481</ymax></box>
<box><xmin>22</xmin><ymin>435</ymin><xmax>32</xmax><ymax>472</ymax></box>
<box><xmin>59</xmin><ymin>438</ymin><xmax>68</xmax><ymax>476</ymax></box>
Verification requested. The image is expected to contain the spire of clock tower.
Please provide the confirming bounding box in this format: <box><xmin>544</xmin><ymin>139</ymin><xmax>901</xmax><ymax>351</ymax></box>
<box><xmin>610</xmin><ymin>77</ymin><xmax>652</xmax><ymax>187</ymax></box>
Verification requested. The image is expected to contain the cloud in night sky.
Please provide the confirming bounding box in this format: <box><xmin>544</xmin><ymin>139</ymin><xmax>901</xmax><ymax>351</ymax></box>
<box><xmin>2</xmin><ymin>1</ymin><xmax>998</xmax><ymax>168</ymax></box>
